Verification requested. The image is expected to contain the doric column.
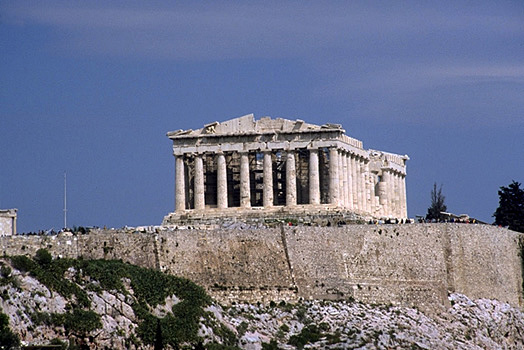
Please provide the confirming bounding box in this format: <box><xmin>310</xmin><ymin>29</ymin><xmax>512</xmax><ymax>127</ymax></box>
<box><xmin>387</xmin><ymin>171</ymin><xmax>395</xmax><ymax>217</ymax></box>
<box><xmin>368</xmin><ymin>172</ymin><xmax>376</xmax><ymax>215</ymax></box>
<box><xmin>263</xmin><ymin>151</ymin><xmax>274</xmax><ymax>207</ymax></box>
<box><xmin>391</xmin><ymin>172</ymin><xmax>397</xmax><ymax>217</ymax></box>
<box><xmin>329</xmin><ymin>147</ymin><xmax>340</xmax><ymax>205</ymax></box>
<box><xmin>363</xmin><ymin>162</ymin><xmax>370</xmax><ymax>214</ymax></box>
<box><xmin>217</xmin><ymin>152</ymin><xmax>228</xmax><ymax>209</ymax></box>
<box><xmin>175</xmin><ymin>155</ymin><xmax>186</xmax><ymax>212</ymax></box>
<box><xmin>357</xmin><ymin>159</ymin><xmax>365</xmax><ymax>213</ymax></box>
<box><xmin>351</xmin><ymin>156</ymin><xmax>359</xmax><ymax>210</ymax></box>
<box><xmin>286</xmin><ymin>151</ymin><xmax>297</xmax><ymax>206</ymax></box>
<box><xmin>395</xmin><ymin>173</ymin><xmax>401</xmax><ymax>218</ymax></box>
<box><xmin>194</xmin><ymin>154</ymin><xmax>205</xmax><ymax>210</ymax></box>
<box><xmin>309</xmin><ymin>149</ymin><xmax>320</xmax><ymax>205</ymax></box>
<box><xmin>346</xmin><ymin>154</ymin><xmax>353</xmax><ymax>210</ymax></box>
<box><xmin>378</xmin><ymin>171</ymin><xmax>389</xmax><ymax>217</ymax></box>
<box><xmin>240</xmin><ymin>151</ymin><xmax>251</xmax><ymax>208</ymax></box>
<box><xmin>401</xmin><ymin>175</ymin><xmax>407</xmax><ymax>218</ymax></box>
<box><xmin>340</xmin><ymin>151</ymin><xmax>348</xmax><ymax>208</ymax></box>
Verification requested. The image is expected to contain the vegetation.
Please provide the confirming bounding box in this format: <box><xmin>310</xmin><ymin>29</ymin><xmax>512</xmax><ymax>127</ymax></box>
<box><xmin>7</xmin><ymin>249</ymin><xmax>230</xmax><ymax>349</ymax></box>
<box><xmin>288</xmin><ymin>324</ymin><xmax>323</xmax><ymax>349</ymax></box>
<box><xmin>0</xmin><ymin>312</ymin><xmax>20</xmax><ymax>349</ymax></box>
<box><xmin>493</xmin><ymin>180</ymin><xmax>524</xmax><ymax>233</ymax></box>
<box><xmin>426</xmin><ymin>182</ymin><xmax>447</xmax><ymax>221</ymax></box>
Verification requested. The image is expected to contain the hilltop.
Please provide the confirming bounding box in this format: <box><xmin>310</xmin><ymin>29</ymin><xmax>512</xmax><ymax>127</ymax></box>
<box><xmin>1</xmin><ymin>250</ymin><xmax>523</xmax><ymax>349</ymax></box>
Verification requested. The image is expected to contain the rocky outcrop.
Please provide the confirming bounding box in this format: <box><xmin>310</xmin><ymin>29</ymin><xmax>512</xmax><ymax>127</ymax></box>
<box><xmin>220</xmin><ymin>294</ymin><xmax>524</xmax><ymax>349</ymax></box>
<box><xmin>1</xmin><ymin>255</ymin><xmax>523</xmax><ymax>349</ymax></box>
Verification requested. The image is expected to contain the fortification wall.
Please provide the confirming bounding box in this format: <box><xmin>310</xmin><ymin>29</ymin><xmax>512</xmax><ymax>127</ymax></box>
<box><xmin>0</xmin><ymin>232</ymin><xmax>158</xmax><ymax>269</ymax></box>
<box><xmin>1</xmin><ymin>224</ymin><xmax>522</xmax><ymax>310</ymax></box>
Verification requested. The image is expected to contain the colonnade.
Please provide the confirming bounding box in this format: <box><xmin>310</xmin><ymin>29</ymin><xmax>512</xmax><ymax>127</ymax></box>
<box><xmin>174</xmin><ymin>147</ymin><xmax>407</xmax><ymax>219</ymax></box>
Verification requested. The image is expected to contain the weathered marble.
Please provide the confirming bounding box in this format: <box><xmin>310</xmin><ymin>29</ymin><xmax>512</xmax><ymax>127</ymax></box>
<box><xmin>165</xmin><ymin>114</ymin><xmax>409</xmax><ymax>225</ymax></box>
<box><xmin>0</xmin><ymin>209</ymin><xmax>16</xmax><ymax>236</ymax></box>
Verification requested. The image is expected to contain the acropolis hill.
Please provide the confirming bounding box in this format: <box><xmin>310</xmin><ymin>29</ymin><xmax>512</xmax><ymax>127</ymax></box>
<box><xmin>2</xmin><ymin>114</ymin><xmax>523</xmax><ymax>312</ymax></box>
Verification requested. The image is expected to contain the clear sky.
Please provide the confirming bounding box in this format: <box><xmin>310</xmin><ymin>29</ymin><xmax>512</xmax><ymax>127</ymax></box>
<box><xmin>1</xmin><ymin>1</ymin><xmax>524</xmax><ymax>232</ymax></box>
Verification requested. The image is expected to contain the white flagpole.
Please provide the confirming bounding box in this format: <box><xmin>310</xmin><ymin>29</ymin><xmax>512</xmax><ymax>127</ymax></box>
<box><xmin>64</xmin><ymin>172</ymin><xmax>67</xmax><ymax>229</ymax></box>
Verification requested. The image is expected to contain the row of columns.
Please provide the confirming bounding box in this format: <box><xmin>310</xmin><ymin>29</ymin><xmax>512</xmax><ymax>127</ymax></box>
<box><xmin>174</xmin><ymin>148</ymin><xmax>407</xmax><ymax>218</ymax></box>
<box><xmin>330</xmin><ymin>149</ymin><xmax>376</xmax><ymax>215</ymax></box>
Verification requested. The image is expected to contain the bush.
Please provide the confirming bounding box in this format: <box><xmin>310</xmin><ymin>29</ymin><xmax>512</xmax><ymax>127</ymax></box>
<box><xmin>261</xmin><ymin>339</ymin><xmax>279</xmax><ymax>350</ymax></box>
<box><xmin>0</xmin><ymin>312</ymin><xmax>20</xmax><ymax>349</ymax></box>
<box><xmin>10</xmin><ymin>255</ymin><xmax>37</xmax><ymax>273</ymax></box>
<box><xmin>34</xmin><ymin>248</ymin><xmax>53</xmax><ymax>266</ymax></box>
<box><xmin>64</xmin><ymin>309</ymin><xmax>102</xmax><ymax>334</ymax></box>
<box><xmin>236</xmin><ymin>321</ymin><xmax>248</xmax><ymax>337</ymax></box>
<box><xmin>288</xmin><ymin>325</ymin><xmax>322</xmax><ymax>349</ymax></box>
<box><xmin>0</xmin><ymin>265</ymin><xmax>11</xmax><ymax>279</ymax></box>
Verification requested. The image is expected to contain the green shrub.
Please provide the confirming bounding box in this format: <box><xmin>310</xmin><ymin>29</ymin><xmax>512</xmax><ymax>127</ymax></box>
<box><xmin>64</xmin><ymin>309</ymin><xmax>102</xmax><ymax>334</ymax></box>
<box><xmin>10</xmin><ymin>255</ymin><xmax>37</xmax><ymax>273</ymax></box>
<box><xmin>0</xmin><ymin>265</ymin><xmax>11</xmax><ymax>279</ymax></box>
<box><xmin>279</xmin><ymin>324</ymin><xmax>290</xmax><ymax>333</ymax></box>
<box><xmin>261</xmin><ymin>339</ymin><xmax>279</xmax><ymax>350</ymax></box>
<box><xmin>236</xmin><ymin>321</ymin><xmax>248</xmax><ymax>337</ymax></box>
<box><xmin>288</xmin><ymin>325</ymin><xmax>322</xmax><ymax>349</ymax></box>
<box><xmin>34</xmin><ymin>248</ymin><xmax>52</xmax><ymax>266</ymax></box>
<box><xmin>0</xmin><ymin>312</ymin><xmax>20</xmax><ymax>349</ymax></box>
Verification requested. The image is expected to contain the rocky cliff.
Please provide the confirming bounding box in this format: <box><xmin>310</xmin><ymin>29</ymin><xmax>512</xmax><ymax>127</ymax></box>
<box><xmin>1</xmin><ymin>251</ymin><xmax>523</xmax><ymax>349</ymax></box>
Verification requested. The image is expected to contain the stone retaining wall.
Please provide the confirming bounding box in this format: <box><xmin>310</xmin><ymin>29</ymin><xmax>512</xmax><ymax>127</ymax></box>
<box><xmin>1</xmin><ymin>224</ymin><xmax>522</xmax><ymax>311</ymax></box>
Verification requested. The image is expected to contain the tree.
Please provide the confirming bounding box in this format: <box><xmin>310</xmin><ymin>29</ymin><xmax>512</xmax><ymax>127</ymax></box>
<box><xmin>0</xmin><ymin>312</ymin><xmax>20</xmax><ymax>350</ymax></box>
<box><xmin>493</xmin><ymin>181</ymin><xmax>524</xmax><ymax>233</ymax></box>
<box><xmin>426</xmin><ymin>183</ymin><xmax>447</xmax><ymax>221</ymax></box>
<box><xmin>34</xmin><ymin>248</ymin><xmax>52</xmax><ymax>266</ymax></box>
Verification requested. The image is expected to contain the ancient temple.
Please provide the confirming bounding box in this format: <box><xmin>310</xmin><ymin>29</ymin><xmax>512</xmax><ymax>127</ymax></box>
<box><xmin>163</xmin><ymin>114</ymin><xmax>408</xmax><ymax>225</ymax></box>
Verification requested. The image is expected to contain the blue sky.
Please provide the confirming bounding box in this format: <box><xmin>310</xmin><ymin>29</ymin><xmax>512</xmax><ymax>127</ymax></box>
<box><xmin>1</xmin><ymin>1</ymin><xmax>524</xmax><ymax>232</ymax></box>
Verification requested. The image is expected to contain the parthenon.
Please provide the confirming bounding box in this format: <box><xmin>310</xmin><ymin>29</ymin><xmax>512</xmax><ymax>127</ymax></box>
<box><xmin>163</xmin><ymin>114</ymin><xmax>408</xmax><ymax>225</ymax></box>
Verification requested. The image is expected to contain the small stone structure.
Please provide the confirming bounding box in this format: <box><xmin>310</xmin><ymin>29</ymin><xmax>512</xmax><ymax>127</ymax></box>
<box><xmin>0</xmin><ymin>209</ymin><xmax>17</xmax><ymax>236</ymax></box>
<box><xmin>163</xmin><ymin>114</ymin><xmax>408</xmax><ymax>225</ymax></box>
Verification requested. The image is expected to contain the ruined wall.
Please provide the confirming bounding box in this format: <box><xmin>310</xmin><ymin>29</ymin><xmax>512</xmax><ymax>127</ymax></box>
<box><xmin>1</xmin><ymin>224</ymin><xmax>522</xmax><ymax>310</ymax></box>
<box><xmin>0</xmin><ymin>232</ymin><xmax>158</xmax><ymax>269</ymax></box>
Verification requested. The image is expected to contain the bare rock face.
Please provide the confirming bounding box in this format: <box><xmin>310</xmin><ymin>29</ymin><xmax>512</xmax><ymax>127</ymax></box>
<box><xmin>1</xmin><ymin>255</ymin><xmax>523</xmax><ymax>350</ymax></box>
<box><xmin>218</xmin><ymin>293</ymin><xmax>524</xmax><ymax>350</ymax></box>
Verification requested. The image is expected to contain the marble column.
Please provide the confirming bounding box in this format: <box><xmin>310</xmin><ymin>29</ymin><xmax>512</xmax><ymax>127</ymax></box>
<box><xmin>346</xmin><ymin>154</ymin><xmax>353</xmax><ymax>210</ymax></box>
<box><xmin>175</xmin><ymin>155</ymin><xmax>186</xmax><ymax>212</ymax></box>
<box><xmin>329</xmin><ymin>147</ymin><xmax>340</xmax><ymax>205</ymax></box>
<box><xmin>217</xmin><ymin>153</ymin><xmax>227</xmax><ymax>209</ymax></box>
<box><xmin>363</xmin><ymin>162</ymin><xmax>370</xmax><ymax>214</ymax></box>
<box><xmin>378</xmin><ymin>171</ymin><xmax>388</xmax><ymax>217</ymax></box>
<box><xmin>340</xmin><ymin>150</ymin><xmax>347</xmax><ymax>207</ymax></box>
<box><xmin>369</xmin><ymin>171</ymin><xmax>376</xmax><ymax>215</ymax></box>
<box><xmin>387</xmin><ymin>171</ymin><xmax>395</xmax><ymax>217</ymax></box>
<box><xmin>392</xmin><ymin>173</ymin><xmax>398</xmax><ymax>217</ymax></box>
<box><xmin>357</xmin><ymin>159</ymin><xmax>365</xmax><ymax>213</ymax></box>
<box><xmin>286</xmin><ymin>151</ymin><xmax>297</xmax><ymax>206</ymax></box>
<box><xmin>401</xmin><ymin>175</ymin><xmax>407</xmax><ymax>218</ymax></box>
<box><xmin>351</xmin><ymin>156</ymin><xmax>359</xmax><ymax>210</ymax></box>
<box><xmin>309</xmin><ymin>149</ymin><xmax>320</xmax><ymax>205</ymax></box>
<box><xmin>263</xmin><ymin>151</ymin><xmax>274</xmax><ymax>207</ymax></box>
<box><xmin>240</xmin><ymin>151</ymin><xmax>251</xmax><ymax>208</ymax></box>
<box><xmin>395</xmin><ymin>173</ymin><xmax>402</xmax><ymax>218</ymax></box>
<box><xmin>194</xmin><ymin>155</ymin><xmax>205</xmax><ymax>210</ymax></box>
